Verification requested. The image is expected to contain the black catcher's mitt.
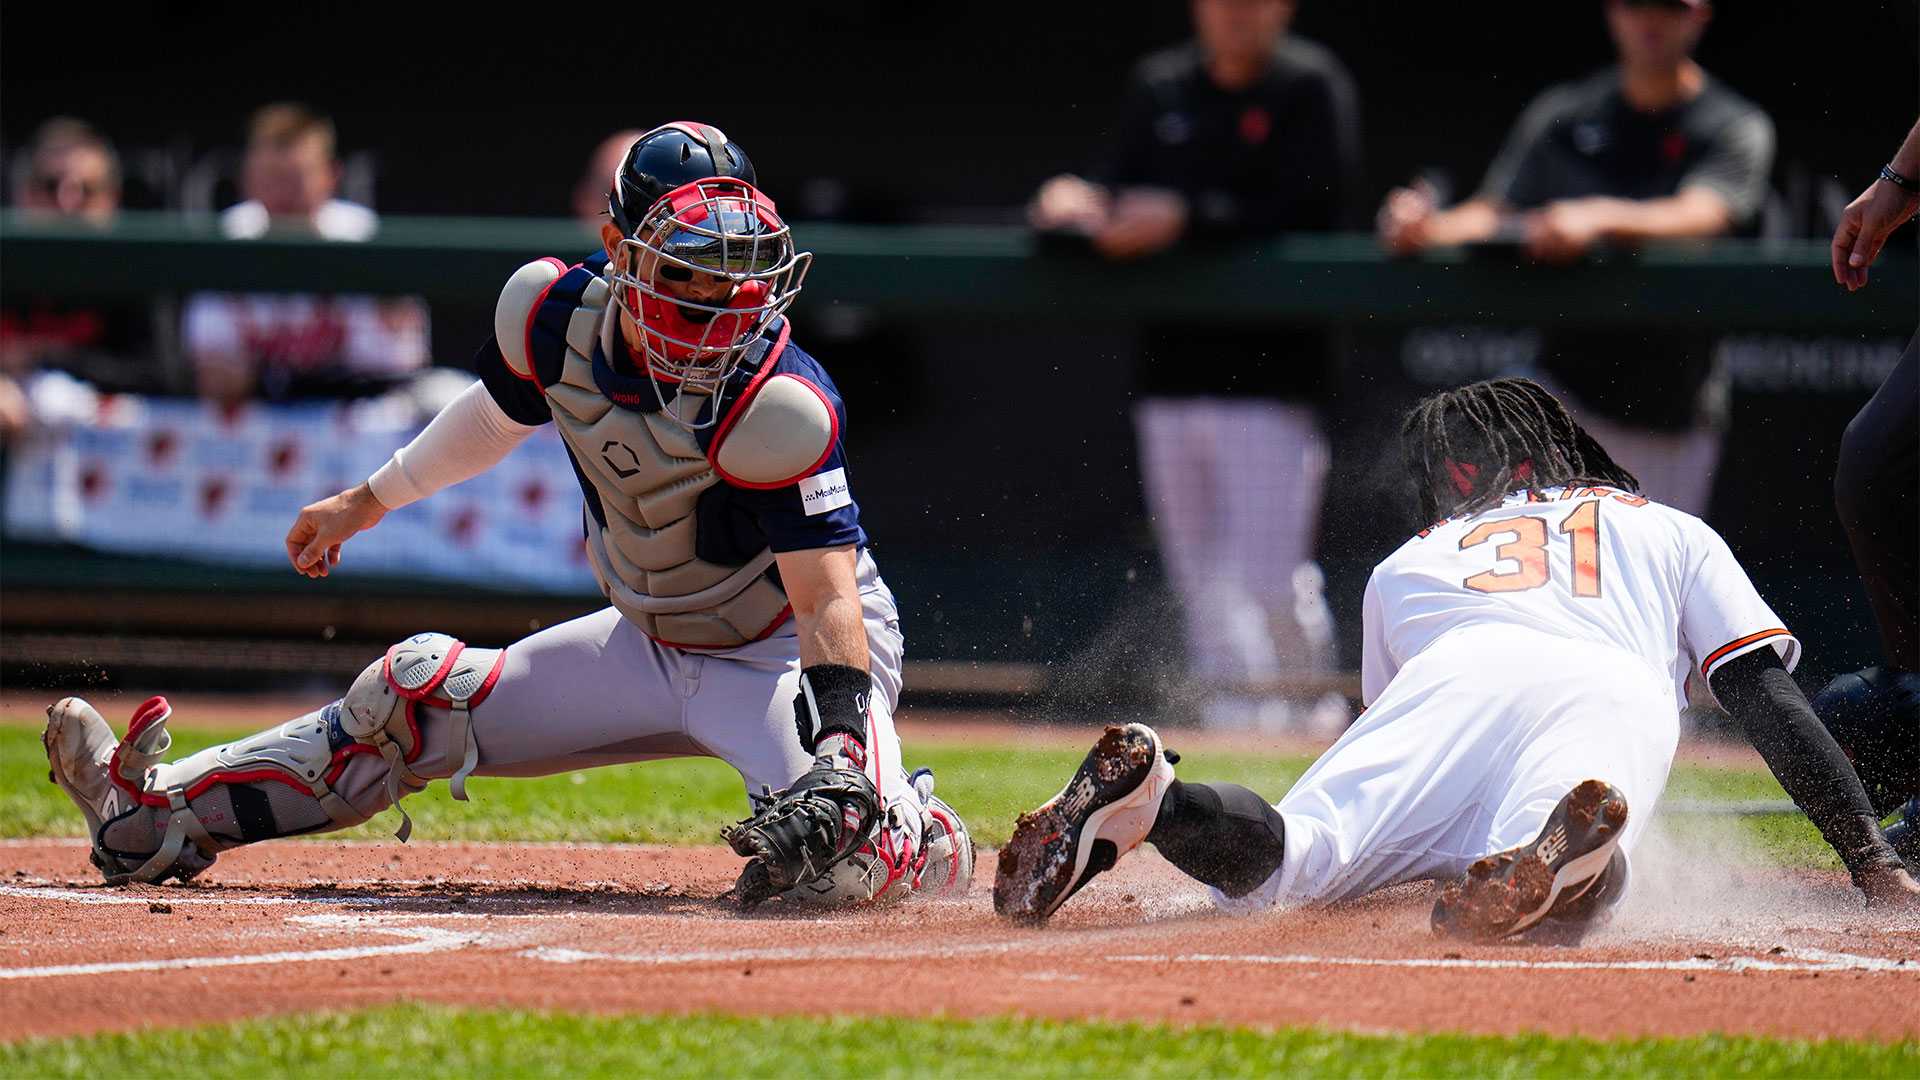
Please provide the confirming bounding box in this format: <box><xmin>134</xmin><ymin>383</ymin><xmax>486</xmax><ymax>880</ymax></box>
<box><xmin>722</xmin><ymin>763</ymin><xmax>882</xmax><ymax>908</ymax></box>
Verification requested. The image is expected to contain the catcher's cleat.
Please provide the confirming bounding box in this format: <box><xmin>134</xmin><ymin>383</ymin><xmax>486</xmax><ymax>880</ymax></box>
<box><xmin>43</xmin><ymin>697</ymin><xmax>124</xmax><ymax>837</ymax></box>
<box><xmin>1432</xmin><ymin>779</ymin><xmax>1629</xmax><ymax>941</ymax></box>
<box><xmin>43</xmin><ymin>697</ymin><xmax>215</xmax><ymax>884</ymax></box>
<box><xmin>993</xmin><ymin>723</ymin><xmax>1177</xmax><ymax>923</ymax></box>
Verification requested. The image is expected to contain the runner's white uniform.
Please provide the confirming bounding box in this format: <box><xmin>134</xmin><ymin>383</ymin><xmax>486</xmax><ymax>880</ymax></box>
<box><xmin>1220</xmin><ymin>485</ymin><xmax>1797</xmax><ymax>910</ymax></box>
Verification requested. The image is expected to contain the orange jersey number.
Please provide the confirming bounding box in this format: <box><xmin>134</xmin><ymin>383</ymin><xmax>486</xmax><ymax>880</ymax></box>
<box><xmin>1460</xmin><ymin>516</ymin><xmax>1550</xmax><ymax>593</ymax></box>
<box><xmin>1560</xmin><ymin>499</ymin><xmax>1602</xmax><ymax>598</ymax></box>
<box><xmin>1459</xmin><ymin>501</ymin><xmax>1604</xmax><ymax>598</ymax></box>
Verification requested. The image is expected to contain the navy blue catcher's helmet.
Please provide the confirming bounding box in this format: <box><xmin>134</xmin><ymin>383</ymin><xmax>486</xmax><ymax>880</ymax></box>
<box><xmin>608</xmin><ymin>121</ymin><xmax>755</xmax><ymax>235</ymax></box>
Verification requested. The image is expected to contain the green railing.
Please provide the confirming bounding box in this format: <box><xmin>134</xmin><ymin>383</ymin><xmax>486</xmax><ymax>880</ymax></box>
<box><xmin>3</xmin><ymin>211</ymin><xmax>1913</xmax><ymax>331</ymax></box>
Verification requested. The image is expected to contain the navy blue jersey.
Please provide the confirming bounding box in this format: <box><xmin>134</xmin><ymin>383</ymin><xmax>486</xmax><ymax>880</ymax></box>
<box><xmin>480</xmin><ymin>251</ymin><xmax>867</xmax><ymax>558</ymax></box>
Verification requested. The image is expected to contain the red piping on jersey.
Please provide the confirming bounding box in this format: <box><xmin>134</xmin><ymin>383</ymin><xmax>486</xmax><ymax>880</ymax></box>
<box><xmin>645</xmin><ymin>604</ymin><xmax>794</xmax><ymax>651</ymax></box>
<box><xmin>711</xmin><ymin>373</ymin><xmax>839</xmax><ymax>491</ymax></box>
<box><xmin>706</xmin><ymin>319</ymin><xmax>792</xmax><ymax>459</ymax></box>
<box><xmin>1700</xmin><ymin>628</ymin><xmax>1792</xmax><ymax>676</ymax></box>
<box><xmin>515</xmin><ymin>258</ymin><xmax>570</xmax><ymax>391</ymax></box>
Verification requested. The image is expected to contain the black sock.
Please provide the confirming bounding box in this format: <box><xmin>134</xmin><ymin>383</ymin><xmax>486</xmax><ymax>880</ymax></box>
<box><xmin>1146</xmin><ymin>780</ymin><xmax>1286</xmax><ymax>898</ymax></box>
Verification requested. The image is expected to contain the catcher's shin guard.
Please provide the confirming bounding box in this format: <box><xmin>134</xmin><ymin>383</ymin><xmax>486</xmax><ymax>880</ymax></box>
<box><xmin>49</xmin><ymin>633</ymin><xmax>501</xmax><ymax>886</ymax></box>
<box><xmin>908</xmin><ymin>769</ymin><xmax>975</xmax><ymax>900</ymax></box>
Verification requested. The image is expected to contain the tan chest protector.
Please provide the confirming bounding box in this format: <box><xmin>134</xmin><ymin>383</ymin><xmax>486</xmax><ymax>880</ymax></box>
<box><xmin>541</xmin><ymin>275</ymin><xmax>792</xmax><ymax>648</ymax></box>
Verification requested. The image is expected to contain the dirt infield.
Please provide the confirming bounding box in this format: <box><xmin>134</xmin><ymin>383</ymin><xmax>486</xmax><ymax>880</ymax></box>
<box><xmin>2</xmin><ymin>839</ymin><xmax>1914</xmax><ymax>1044</ymax></box>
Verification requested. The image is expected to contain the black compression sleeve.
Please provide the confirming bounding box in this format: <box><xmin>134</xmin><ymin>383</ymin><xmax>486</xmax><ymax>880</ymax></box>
<box><xmin>1711</xmin><ymin>648</ymin><xmax>1902</xmax><ymax>879</ymax></box>
<box><xmin>1146</xmin><ymin>780</ymin><xmax>1287</xmax><ymax>898</ymax></box>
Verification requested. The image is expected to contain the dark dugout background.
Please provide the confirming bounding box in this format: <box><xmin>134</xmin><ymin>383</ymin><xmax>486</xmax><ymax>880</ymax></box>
<box><xmin>4</xmin><ymin>2</ymin><xmax>1916</xmax><ymax>691</ymax></box>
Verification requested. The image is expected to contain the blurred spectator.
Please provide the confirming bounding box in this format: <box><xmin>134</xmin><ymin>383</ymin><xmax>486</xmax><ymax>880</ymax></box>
<box><xmin>573</xmin><ymin>129</ymin><xmax>645</xmax><ymax>225</ymax></box>
<box><xmin>1377</xmin><ymin>0</ymin><xmax>1774</xmax><ymax>515</ymax></box>
<box><xmin>3</xmin><ymin>118</ymin><xmax>166</xmax><ymax>437</ymax></box>
<box><xmin>1032</xmin><ymin>0</ymin><xmax>1360</xmax><ymax>732</ymax></box>
<box><xmin>184</xmin><ymin>104</ymin><xmax>430</xmax><ymax>406</ymax></box>
<box><xmin>218</xmin><ymin>104</ymin><xmax>375</xmax><ymax>240</ymax></box>
<box><xmin>11</xmin><ymin>117</ymin><xmax>120</xmax><ymax>226</ymax></box>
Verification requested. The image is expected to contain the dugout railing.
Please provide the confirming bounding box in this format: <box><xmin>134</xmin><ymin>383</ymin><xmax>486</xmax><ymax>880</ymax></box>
<box><xmin>2</xmin><ymin>213</ymin><xmax>1913</xmax><ymax>708</ymax></box>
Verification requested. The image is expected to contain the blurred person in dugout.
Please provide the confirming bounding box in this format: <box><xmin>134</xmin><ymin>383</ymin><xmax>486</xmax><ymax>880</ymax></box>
<box><xmin>1377</xmin><ymin>0</ymin><xmax>1774</xmax><ymax>517</ymax></box>
<box><xmin>2</xmin><ymin>118</ymin><xmax>163</xmax><ymax>442</ymax></box>
<box><xmin>574</xmin><ymin>129</ymin><xmax>646</xmax><ymax>228</ymax></box>
<box><xmin>183</xmin><ymin>104</ymin><xmax>432</xmax><ymax>407</ymax></box>
<box><xmin>1029</xmin><ymin>0</ymin><xmax>1360</xmax><ymax>732</ymax></box>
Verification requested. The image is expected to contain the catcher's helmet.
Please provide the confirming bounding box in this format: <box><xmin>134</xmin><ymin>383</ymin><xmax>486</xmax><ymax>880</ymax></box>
<box><xmin>600</xmin><ymin>122</ymin><xmax>810</xmax><ymax>425</ymax></box>
<box><xmin>607</xmin><ymin>122</ymin><xmax>756</xmax><ymax>236</ymax></box>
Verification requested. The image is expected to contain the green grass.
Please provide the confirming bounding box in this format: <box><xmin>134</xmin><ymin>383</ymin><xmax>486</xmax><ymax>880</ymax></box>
<box><xmin>4</xmin><ymin>1004</ymin><xmax>1912</xmax><ymax>1078</ymax></box>
<box><xmin>0</xmin><ymin>722</ymin><xmax>1305</xmax><ymax>848</ymax></box>
<box><xmin>1</xmin><ymin>721</ymin><xmax>1833</xmax><ymax>862</ymax></box>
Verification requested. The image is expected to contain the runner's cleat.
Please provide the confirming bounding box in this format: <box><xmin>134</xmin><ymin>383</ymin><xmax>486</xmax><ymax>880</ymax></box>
<box><xmin>993</xmin><ymin>723</ymin><xmax>1176</xmax><ymax>922</ymax></box>
<box><xmin>1432</xmin><ymin>779</ymin><xmax>1629</xmax><ymax>941</ymax></box>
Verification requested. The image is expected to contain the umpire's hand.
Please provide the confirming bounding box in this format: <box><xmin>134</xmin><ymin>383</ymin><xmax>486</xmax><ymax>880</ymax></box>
<box><xmin>285</xmin><ymin>482</ymin><xmax>389</xmax><ymax>579</ymax></box>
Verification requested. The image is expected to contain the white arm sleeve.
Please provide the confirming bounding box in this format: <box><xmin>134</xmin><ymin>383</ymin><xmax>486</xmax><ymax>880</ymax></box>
<box><xmin>367</xmin><ymin>380</ymin><xmax>539</xmax><ymax>509</ymax></box>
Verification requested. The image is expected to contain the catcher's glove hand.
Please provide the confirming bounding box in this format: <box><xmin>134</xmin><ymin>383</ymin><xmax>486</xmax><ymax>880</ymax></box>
<box><xmin>722</xmin><ymin>762</ymin><xmax>882</xmax><ymax>908</ymax></box>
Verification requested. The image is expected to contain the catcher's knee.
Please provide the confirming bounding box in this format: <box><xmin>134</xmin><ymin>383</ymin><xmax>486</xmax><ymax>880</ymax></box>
<box><xmin>342</xmin><ymin>631</ymin><xmax>505</xmax><ymax>816</ymax></box>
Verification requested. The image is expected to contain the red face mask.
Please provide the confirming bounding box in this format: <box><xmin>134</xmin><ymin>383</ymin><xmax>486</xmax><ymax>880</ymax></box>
<box><xmin>606</xmin><ymin>178</ymin><xmax>813</xmax><ymax>413</ymax></box>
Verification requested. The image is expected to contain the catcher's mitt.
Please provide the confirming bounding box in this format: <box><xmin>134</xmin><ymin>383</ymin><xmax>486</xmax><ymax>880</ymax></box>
<box><xmin>722</xmin><ymin>762</ymin><xmax>882</xmax><ymax>908</ymax></box>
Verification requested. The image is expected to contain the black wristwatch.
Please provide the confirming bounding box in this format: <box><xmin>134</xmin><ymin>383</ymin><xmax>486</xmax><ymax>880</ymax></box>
<box><xmin>1879</xmin><ymin>164</ymin><xmax>1920</xmax><ymax>194</ymax></box>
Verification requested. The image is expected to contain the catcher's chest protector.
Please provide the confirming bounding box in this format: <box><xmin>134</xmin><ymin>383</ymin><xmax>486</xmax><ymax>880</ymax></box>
<box><xmin>545</xmin><ymin>275</ymin><xmax>789</xmax><ymax>648</ymax></box>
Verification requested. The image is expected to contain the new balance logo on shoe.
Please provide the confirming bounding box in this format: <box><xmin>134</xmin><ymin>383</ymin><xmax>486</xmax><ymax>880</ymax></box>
<box><xmin>1059</xmin><ymin>776</ymin><xmax>1097</xmax><ymax>819</ymax></box>
<box><xmin>1538</xmin><ymin>825</ymin><xmax>1569</xmax><ymax>865</ymax></box>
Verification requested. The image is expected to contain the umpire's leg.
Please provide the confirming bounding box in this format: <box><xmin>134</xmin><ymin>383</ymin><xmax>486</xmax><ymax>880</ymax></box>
<box><xmin>1835</xmin><ymin>332</ymin><xmax>1918</xmax><ymax>673</ymax></box>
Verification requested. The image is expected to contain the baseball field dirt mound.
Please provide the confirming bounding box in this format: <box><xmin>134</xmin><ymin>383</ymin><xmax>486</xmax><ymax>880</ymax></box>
<box><xmin>1</xmin><ymin>840</ymin><xmax>1913</xmax><ymax>1044</ymax></box>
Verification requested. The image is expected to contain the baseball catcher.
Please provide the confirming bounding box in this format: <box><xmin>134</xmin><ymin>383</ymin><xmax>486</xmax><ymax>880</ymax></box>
<box><xmin>41</xmin><ymin>122</ymin><xmax>974</xmax><ymax>908</ymax></box>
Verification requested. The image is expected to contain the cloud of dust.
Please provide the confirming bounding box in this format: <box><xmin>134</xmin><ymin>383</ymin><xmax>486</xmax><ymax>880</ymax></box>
<box><xmin>1596</xmin><ymin>812</ymin><xmax>1892</xmax><ymax>949</ymax></box>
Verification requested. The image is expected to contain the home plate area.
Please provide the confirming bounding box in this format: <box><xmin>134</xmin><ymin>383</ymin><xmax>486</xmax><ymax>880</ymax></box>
<box><xmin>0</xmin><ymin>840</ymin><xmax>1913</xmax><ymax>1043</ymax></box>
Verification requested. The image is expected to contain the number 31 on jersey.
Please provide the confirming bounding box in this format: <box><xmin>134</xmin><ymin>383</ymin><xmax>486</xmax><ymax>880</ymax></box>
<box><xmin>1459</xmin><ymin>501</ymin><xmax>1605</xmax><ymax>598</ymax></box>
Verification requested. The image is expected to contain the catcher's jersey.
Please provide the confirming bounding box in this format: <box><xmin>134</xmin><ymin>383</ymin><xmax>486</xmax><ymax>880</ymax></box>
<box><xmin>1361</xmin><ymin>486</ymin><xmax>1797</xmax><ymax>708</ymax></box>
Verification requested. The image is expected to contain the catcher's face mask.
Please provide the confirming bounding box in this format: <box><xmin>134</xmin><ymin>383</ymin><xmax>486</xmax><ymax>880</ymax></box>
<box><xmin>606</xmin><ymin>177</ymin><xmax>811</xmax><ymax>427</ymax></box>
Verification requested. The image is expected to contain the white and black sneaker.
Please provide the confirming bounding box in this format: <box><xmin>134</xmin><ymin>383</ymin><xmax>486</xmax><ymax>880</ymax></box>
<box><xmin>1431</xmin><ymin>778</ymin><xmax>1629</xmax><ymax>941</ymax></box>
<box><xmin>993</xmin><ymin>723</ymin><xmax>1177</xmax><ymax>923</ymax></box>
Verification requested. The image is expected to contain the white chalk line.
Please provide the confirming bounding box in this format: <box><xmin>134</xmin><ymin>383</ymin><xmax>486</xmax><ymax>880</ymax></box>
<box><xmin>3</xmin><ymin>884</ymin><xmax>1912</xmax><ymax>982</ymax></box>
<box><xmin>0</xmin><ymin>884</ymin><xmax>641</xmax><ymax>909</ymax></box>
<box><xmin>0</xmin><ymin>919</ymin><xmax>482</xmax><ymax>981</ymax></box>
<box><xmin>1106</xmin><ymin>948</ymin><xmax>1916</xmax><ymax>975</ymax></box>
<box><xmin>514</xmin><ymin>940</ymin><xmax>1914</xmax><ymax>976</ymax></box>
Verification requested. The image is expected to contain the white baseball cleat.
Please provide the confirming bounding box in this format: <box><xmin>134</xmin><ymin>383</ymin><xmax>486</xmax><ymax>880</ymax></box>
<box><xmin>42</xmin><ymin>696</ymin><xmax>214</xmax><ymax>884</ymax></box>
<box><xmin>993</xmin><ymin>723</ymin><xmax>1177</xmax><ymax>922</ymax></box>
<box><xmin>42</xmin><ymin>697</ymin><xmax>125</xmax><ymax>837</ymax></box>
<box><xmin>1430</xmin><ymin>778</ymin><xmax>1629</xmax><ymax>941</ymax></box>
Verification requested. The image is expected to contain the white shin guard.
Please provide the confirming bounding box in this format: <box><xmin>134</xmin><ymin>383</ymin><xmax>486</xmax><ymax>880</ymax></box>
<box><xmin>97</xmin><ymin>633</ymin><xmax>503</xmax><ymax>884</ymax></box>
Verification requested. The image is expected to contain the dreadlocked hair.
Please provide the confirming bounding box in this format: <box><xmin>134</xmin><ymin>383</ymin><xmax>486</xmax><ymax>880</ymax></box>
<box><xmin>1401</xmin><ymin>377</ymin><xmax>1639</xmax><ymax>525</ymax></box>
